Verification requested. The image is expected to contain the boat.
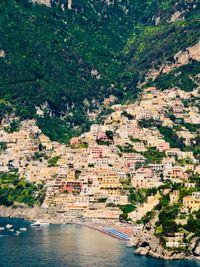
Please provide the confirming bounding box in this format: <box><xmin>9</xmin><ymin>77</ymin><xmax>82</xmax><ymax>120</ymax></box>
<box><xmin>38</xmin><ymin>222</ymin><xmax>50</xmax><ymax>226</ymax></box>
<box><xmin>30</xmin><ymin>223</ymin><xmax>40</xmax><ymax>227</ymax></box>
<box><xmin>14</xmin><ymin>231</ymin><xmax>20</xmax><ymax>236</ymax></box>
<box><xmin>9</xmin><ymin>229</ymin><xmax>14</xmax><ymax>232</ymax></box>
<box><xmin>35</xmin><ymin>228</ymin><xmax>42</xmax><ymax>231</ymax></box>
<box><xmin>0</xmin><ymin>227</ymin><xmax>5</xmax><ymax>231</ymax></box>
<box><xmin>31</xmin><ymin>221</ymin><xmax>49</xmax><ymax>227</ymax></box>
<box><xmin>5</xmin><ymin>224</ymin><xmax>13</xmax><ymax>229</ymax></box>
<box><xmin>19</xmin><ymin>228</ymin><xmax>27</xmax><ymax>231</ymax></box>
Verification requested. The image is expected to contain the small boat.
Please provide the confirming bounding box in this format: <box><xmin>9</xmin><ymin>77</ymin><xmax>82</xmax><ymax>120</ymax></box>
<box><xmin>14</xmin><ymin>231</ymin><xmax>20</xmax><ymax>236</ymax></box>
<box><xmin>35</xmin><ymin>228</ymin><xmax>42</xmax><ymax>231</ymax></box>
<box><xmin>31</xmin><ymin>221</ymin><xmax>49</xmax><ymax>227</ymax></box>
<box><xmin>5</xmin><ymin>224</ymin><xmax>13</xmax><ymax>229</ymax></box>
<box><xmin>39</xmin><ymin>222</ymin><xmax>49</xmax><ymax>226</ymax></box>
<box><xmin>31</xmin><ymin>223</ymin><xmax>40</xmax><ymax>227</ymax></box>
<box><xmin>19</xmin><ymin>228</ymin><xmax>27</xmax><ymax>231</ymax></box>
<box><xmin>9</xmin><ymin>229</ymin><xmax>14</xmax><ymax>232</ymax></box>
<box><xmin>0</xmin><ymin>227</ymin><xmax>5</xmax><ymax>231</ymax></box>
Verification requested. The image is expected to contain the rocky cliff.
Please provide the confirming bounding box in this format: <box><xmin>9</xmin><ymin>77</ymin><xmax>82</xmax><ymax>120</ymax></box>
<box><xmin>0</xmin><ymin>206</ymin><xmax>71</xmax><ymax>224</ymax></box>
<box><xmin>129</xmin><ymin>224</ymin><xmax>200</xmax><ymax>260</ymax></box>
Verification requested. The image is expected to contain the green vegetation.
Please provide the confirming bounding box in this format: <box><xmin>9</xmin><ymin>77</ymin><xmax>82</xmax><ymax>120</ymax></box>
<box><xmin>119</xmin><ymin>204</ymin><xmax>135</xmax><ymax>221</ymax></box>
<box><xmin>4</xmin><ymin>120</ymin><xmax>20</xmax><ymax>133</ymax></box>
<box><xmin>97</xmin><ymin>197</ymin><xmax>107</xmax><ymax>203</ymax></box>
<box><xmin>121</xmin><ymin>111</ymin><xmax>134</xmax><ymax>120</ymax></box>
<box><xmin>105</xmin><ymin>130</ymin><xmax>113</xmax><ymax>140</ymax></box>
<box><xmin>117</xmin><ymin>144</ymin><xmax>138</xmax><ymax>154</ymax></box>
<box><xmin>140</xmin><ymin>210</ymin><xmax>155</xmax><ymax>224</ymax></box>
<box><xmin>157</xmin><ymin>204</ymin><xmax>179</xmax><ymax>235</ymax></box>
<box><xmin>158</xmin><ymin>126</ymin><xmax>185</xmax><ymax>149</ymax></box>
<box><xmin>182</xmin><ymin>122</ymin><xmax>200</xmax><ymax>133</ymax></box>
<box><xmin>139</xmin><ymin>119</ymin><xmax>161</xmax><ymax>128</ymax></box>
<box><xmin>153</xmin><ymin>61</ymin><xmax>200</xmax><ymax>92</ymax></box>
<box><xmin>78</xmin><ymin>143</ymin><xmax>88</xmax><ymax>149</ymax></box>
<box><xmin>157</xmin><ymin>193</ymin><xmax>170</xmax><ymax>209</ymax></box>
<box><xmin>176</xmin><ymin>157</ymin><xmax>194</xmax><ymax>166</ymax></box>
<box><xmin>96</xmin><ymin>139</ymin><xmax>110</xmax><ymax>146</ymax></box>
<box><xmin>143</xmin><ymin>146</ymin><xmax>165</xmax><ymax>164</ymax></box>
<box><xmin>185</xmin><ymin>209</ymin><xmax>200</xmax><ymax>236</ymax></box>
<box><xmin>47</xmin><ymin>155</ymin><xmax>61</xmax><ymax>166</ymax></box>
<box><xmin>0</xmin><ymin>172</ymin><xmax>39</xmax><ymax>207</ymax></box>
<box><xmin>130</xmin><ymin>137</ymin><xmax>141</xmax><ymax>143</ymax></box>
<box><xmin>0</xmin><ymin>142</ymin><xmax>7</xmax><ymax>151</ymax></box>
<box><xmin>129</xmin><ymin>187</ymin><xmax>157</xmax><ymax>205</ymax></box>
<box><xmin>0</xmin><ymin>0</ymin><xmax>199</xmax><ymax>141</ymax></box>
<box><xmin>36</xmin><ymin>114</ymin><xmax>81</xmax><ymax>143</ymax></box>
<box><xmin>189</xmin><ymin>173</ymin><xmax>200</xmax><ymax>186</ymax></box>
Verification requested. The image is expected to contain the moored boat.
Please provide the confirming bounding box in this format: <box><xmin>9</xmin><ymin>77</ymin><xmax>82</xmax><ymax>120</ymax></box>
<box><xmin>14</xmin><ymin>231</ymin><xmax>21</xmax><ymax>236</ymax></box>
<box><xmin>39</xmin><ymin>222</ymin><xmax>50</xmax><ymax>226</ymax></box>
<box><xmin>31</xmin><ymin>223</ymin><xmax>40</xmax><ymax>227</ymax></box>
<box><xmin>35</xmin><ymin>228</ymin><xmax>42</xmax><ymax>231</ymax></box>
<box><xmin>31</xmin><ymin>221</ymin><xmax>49</xmax><ymax>227</ymax></box>
<box><xmin>5</xmin><ymin>224</ymin><xmax>13</xmax><ymax>229</ymax></box>
<box><xmin>19</xmin><ymin>228</ymin><xmax>27</xmax><ymax>231</ymax></box>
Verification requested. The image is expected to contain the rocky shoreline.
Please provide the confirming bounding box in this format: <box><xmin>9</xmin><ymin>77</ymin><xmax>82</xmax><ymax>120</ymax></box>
<box><xmin>0</xmin><ymin>206</ymin><xmax>200</xmax><ymax>262</ymax></box>
<box><xmin>0</xmin><ymin>205</ymin><xmax>71</xmax><ymax>224</ymax></box>
<box><xmin>128</xmin><ymin>225</ymin><xmax>200</xmax><ymax>261</ymax></box>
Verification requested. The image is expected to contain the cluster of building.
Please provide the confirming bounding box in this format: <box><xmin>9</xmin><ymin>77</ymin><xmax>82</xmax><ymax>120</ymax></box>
<box><xmin>0</xmin><ymin>87</ymin><xmax>200</xmax><ymax>226</ymax></box>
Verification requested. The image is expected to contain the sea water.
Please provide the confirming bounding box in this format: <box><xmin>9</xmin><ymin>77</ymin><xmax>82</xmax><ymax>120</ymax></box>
<box><xmin>0</xmin><ymin>218</ymin><xmax>199</xmax><ymax>267</ymax></box>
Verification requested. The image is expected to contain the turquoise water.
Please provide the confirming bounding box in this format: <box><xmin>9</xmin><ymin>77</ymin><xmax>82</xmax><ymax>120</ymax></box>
<box><xmin>0</xmin><ymin>218</ymin><xmax>199</xmax><ymax>267</ymax></box>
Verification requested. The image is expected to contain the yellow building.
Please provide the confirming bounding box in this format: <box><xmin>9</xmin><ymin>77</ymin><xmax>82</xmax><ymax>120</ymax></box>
<box><xmin>39</xmin><ymin>134</ymin><xmax>52</xmax><ymax>150</ymax></box>
<box><xmin>183</xmin><ymin>192</ymin><xmax>200</xmax><ymax>212</ymax></box>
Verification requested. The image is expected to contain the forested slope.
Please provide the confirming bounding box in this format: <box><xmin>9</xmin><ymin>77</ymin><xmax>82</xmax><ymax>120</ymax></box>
<box><xmin>0</xmin><ymin>0</ymin><xmax>199</xmax><ymax>142</ymax></box>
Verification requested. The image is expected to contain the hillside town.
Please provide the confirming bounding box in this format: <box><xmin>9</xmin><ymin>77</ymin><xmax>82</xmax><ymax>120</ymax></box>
<box><xmin>0</xmin><ymin>86</ymin><xmax>200</xmax><ymax>258</ymax></box>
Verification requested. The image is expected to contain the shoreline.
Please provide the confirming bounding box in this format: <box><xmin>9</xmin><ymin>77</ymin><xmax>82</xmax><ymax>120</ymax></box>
<box><xmin>0</xmin><ymin>206</ymin><xmax>200</xmax><ymax>262</ymax></box>
<box><xmin>78</xmin><ymin>223</ymin><xmax>123</xmax><ymax>241</ymax></box>
<box><xmin>77</xmin><ymin>222</ymin><xmax>130</xmax><ymax>241</ymax></box>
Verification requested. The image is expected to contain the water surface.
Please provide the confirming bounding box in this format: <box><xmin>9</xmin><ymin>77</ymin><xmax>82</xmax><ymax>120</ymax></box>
<box><xmin>0</xmin><ymin>218</ymin><xmax>199</xmax><ymax>267</ymax></box>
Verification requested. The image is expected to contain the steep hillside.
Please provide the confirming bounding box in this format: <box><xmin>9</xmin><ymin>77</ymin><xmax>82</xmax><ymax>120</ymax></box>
<box><xmin>0</xmin><ymin>0</ymin><xmax>199</xmax><ymax>142</ymax></box>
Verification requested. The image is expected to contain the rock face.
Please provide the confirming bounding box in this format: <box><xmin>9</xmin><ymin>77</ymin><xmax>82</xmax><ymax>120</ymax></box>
<box><xmin>0</xmin><ymin>50</ymin><xmax>6</xmax><ymax>58</ymax></box>
<box><xmin>68</xmin><ymin>0</ymin><xmax>72</xmax><ymax>9</ymax></box>
<box><xmin>32</xmin><ymin>0</ymin><xmax>51</xmax><ymax>7</ymax></box>
<box><xmin>194</xmin><ymin>241</ymin><xmax>200</xmax><ymax>256</ymax></box>
<box><xmin>0</xmin><ymin>206</ymin><xmax>70</xmax><ymax>224</ymax></box>
<box><xmin>169</xmin><ymin>11</ymin><xmax>184</xmax><ymax>23</ymax></box>
<box><xmin>129</xmin><ymin>227</ymin><xmax>192</xmax><ymax>260</ymax></box>
<box><xmin>145</xmin><ymin>40</ymin><xmax>200</xmax><ymax>82</ymax></box>
<box><xmin>32</xmin><ymin>0</ymin><xmax>73</xmax><ymax>9</ymax></box>
<box><xmin>174</xmin><ymin>41</ymin><xmax>200</xmax><ymax>64</ymax></box>
<box><xmin>188</xmin><ymin>41</ymin><xmax>200</xmax><ymax>62</ymax></box>
<box><xmin>135</xmin><ymin>247</ymin><xmax>149</xmax><ymax>256</ymax></box>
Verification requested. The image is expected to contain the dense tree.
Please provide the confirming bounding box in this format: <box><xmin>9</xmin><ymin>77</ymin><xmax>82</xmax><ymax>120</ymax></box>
<box><xmin>0</xmin><ymin>0</ymin><xmax>199</xmax><ymax>142</ymax></box>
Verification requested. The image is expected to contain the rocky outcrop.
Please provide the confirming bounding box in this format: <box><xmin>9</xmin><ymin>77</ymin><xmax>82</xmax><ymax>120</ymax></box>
<box><xmin>32</xmin><ymin>0</ymin><xmax>73</xmax><ymax>9</ymax></box>
<box><xmin>0</xmin><ymin>206</ymin><xmax>70</xmax><ymax>224</ymax></box>
<box><xmin>68</xmin><ymin>0</ymin><xmax>72</xmax><ymax>9</ymax></box>
<box><xmin>168</xmin><ymin>11</ymin><xmax>184</xmax><ymax>23</ymax></box>
<box><xmin>194</xmin><ymin>245</ymin><xmax>200</xmax><ymax>256</ymax></box>
<box><xmin>129</xmin><ymin>226</ymin><xmax>193</xmax><ymax>260</ymax></box>
<box><xmin>0</xmin><ymin>50</ymin><xmax>5</xmax><ymax>58</ymax></box>
<box><xmin>135</xmin><ymin>247</ymin><xmax>149</xmax><ymax>256</ymax></box>
<box><xmin>32</xmin><ymin>0</ymin><xmax>51</xmax><ymax>7</ymax></box>
<box><xmin>145</xmin><ymin>40</ymin><xmax>200</xmax><ymax>82</ymax></box>
<box><xmin>174</xmin><ymin>41</ymin><xmax>200</xmax><ymax>64</ymax></box>
<box><xmin>193</xmin><ymin>240</ymin><xmax>200</xmax><ymax>256</ymax></box>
